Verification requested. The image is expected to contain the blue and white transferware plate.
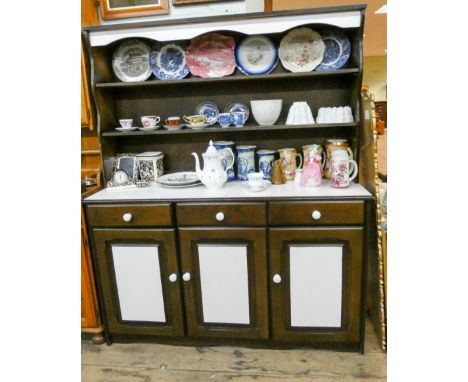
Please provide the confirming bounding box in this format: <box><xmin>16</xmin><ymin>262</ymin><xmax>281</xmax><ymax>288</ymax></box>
<box><xmin>112</xmin><ymin>39</ymin><xmax>152</xmax><ymax>82</ymax></box>
<box><xmin>225</xmin><ymin>101</ymin><xmax>250</xmax><ymax>122</ymax></box>
<box><xmin>149</xmin><ymin>41</ymin><xmax>189</xmax><ymax>80</ymax></box>
<box><xmin>315</xmin><ymin>29</ymin><xmax>351</xmax><ymax>71</ymax></box>
<box><xmin>235</xmin><ymin>35</ymin><xmax>278</xmax><ymax>75</ymax></box>
<box><xmin>195</xmin><ymin>102</ymin><xmax>219</xmax><ymax>125</ymax></box>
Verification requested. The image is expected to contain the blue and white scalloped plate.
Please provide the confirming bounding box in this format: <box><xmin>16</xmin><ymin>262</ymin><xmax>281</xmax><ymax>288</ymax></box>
<box><xmin>149</xmin><ymin>41</ymin><xmax>189</xmax><ymax>80</ymax></box>
<box><xmin>315</xmin><ymin>29</ymin><xmax>351</xmax><ymax>71</ymax></box>
<box><xmin>195</xmin><ymin>102</ymin><xmax>219</xmax><ymax>125</ymax></box>
<box><xmin>235</xmin><ymin>35</ymin><xmax>278</xmax><ymax>75</ymax></box>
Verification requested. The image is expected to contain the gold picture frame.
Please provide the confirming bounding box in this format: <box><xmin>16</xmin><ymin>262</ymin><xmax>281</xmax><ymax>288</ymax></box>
<box><xmin>101</xmin><ymin>0</ymin><xmax>169</xmax><ymax>20</ymax></box>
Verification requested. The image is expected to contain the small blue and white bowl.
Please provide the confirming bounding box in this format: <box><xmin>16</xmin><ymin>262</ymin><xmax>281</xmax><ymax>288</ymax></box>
<box><xmin>232</xmin><ymin>111</ymin><xmax>247</xmax><ymax>127</ymax></box>
<box><xmin>218</xmin><ymin>113</ymin><xmax>232</xmax><ymax>128</ymax></box>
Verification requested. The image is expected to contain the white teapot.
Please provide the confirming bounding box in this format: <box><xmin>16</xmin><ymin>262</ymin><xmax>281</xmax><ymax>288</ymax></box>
<box><xmin>192</xmin><ymin>140</ymin><xmax>234</xmax><ymax>189</ymax></box>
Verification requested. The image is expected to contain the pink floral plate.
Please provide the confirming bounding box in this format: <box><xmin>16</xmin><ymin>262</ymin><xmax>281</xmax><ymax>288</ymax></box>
<box><xmin>186</xmin><ymin>33</ymin><xmax>236</xmax><ymax>78</ymax></box>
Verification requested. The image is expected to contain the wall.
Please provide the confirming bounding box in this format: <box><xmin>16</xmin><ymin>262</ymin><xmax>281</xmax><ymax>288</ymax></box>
<box><xmin>363</xmin><ymin>56</ymin><xmax>387</xmax><ymax>102</ymax></box>
<box><xmin>100</xmin><ymin>0</ymin><xmax>264</xmax><ymax>25</ymax></box>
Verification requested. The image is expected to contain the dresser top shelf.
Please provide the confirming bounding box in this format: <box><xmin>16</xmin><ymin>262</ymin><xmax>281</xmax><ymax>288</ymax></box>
<box><xmin>84</xmin><ymin>180</ymin><xmax>372</xmax><ymax>203</ymax></box>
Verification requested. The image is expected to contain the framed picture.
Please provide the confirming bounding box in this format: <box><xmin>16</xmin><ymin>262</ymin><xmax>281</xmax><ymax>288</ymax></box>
<box><xmin>101</xmin><ymin>0</ymin><xmax>169</xmax><ymax>20</ymax></box>
<box><xmin>115</xmin><ymin>154</ymin><xmax>139</xmax><ymax>181</ymax></box>
<box><xmin>172</xmin><ymin>0</ymin><xmax>234</xmax><ymax>5</ymax></box>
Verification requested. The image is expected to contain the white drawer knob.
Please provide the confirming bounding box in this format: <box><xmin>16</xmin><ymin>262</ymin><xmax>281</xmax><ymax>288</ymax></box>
<box><xmin>311</xmin><ymin>210</ymin><xmax>321</xmax><ymax>220</ymax></box>
<box><xmin>168</xmin><ymin>273</ymin><xmax>177</xmax><ymax>283</ymax></box>
<box><xmin>216</xmin><ymin>212</ymin><xmax>225</xmax><ymax>222</ymax></box>
<box><xmin>122</xmin><ymin>213</ymin><xmax>132</xmax><ymax>222</ymax></box>
<box><xmin>182</xmin><ymin>272</ymin><xmax>191</xmax><ymax>282</ymax></box>
<box><xmin>273</xmin><ymin>274</ymin><xmax>282</xmax><ymax>284</ymax></box>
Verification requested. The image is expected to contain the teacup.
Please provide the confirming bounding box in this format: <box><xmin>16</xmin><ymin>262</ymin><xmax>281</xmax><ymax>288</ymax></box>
<box><xmin>232</xmin><ymin>111</ymin><xmax>246</xmax><ymax>127</ymax></box>
<box><xmin>247</xmin><ymin>172</ymin><xmax>264</xmax><ymax>189</ymax></box>
<box><xmin>218</xmin><ymin>113</ymin><xmax>232</xmax><ymax>128</ymax></box>
<box><xmin>119</xmin><ymin>119</ymin><xmax>133</xmax><ymax>128</ymax></box>
<box><xmin>141</xmin><ymin>115</ymin><xmax>160</xmax><ymax>128</ymax></box>
<box><xmin>183</xmin><ymin>115</ymin><xmax>206</xmax><ymax>124</ymax></box>
<box><xmin>165</xmin><ymin>116</ymin><xmax>181</xmax><ymax>126</ymax></box>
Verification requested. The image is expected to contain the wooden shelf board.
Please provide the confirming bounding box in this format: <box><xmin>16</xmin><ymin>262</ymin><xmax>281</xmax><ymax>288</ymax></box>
<box><xmin>101</xmin><ymin>123</ymin><xmax>356</xmax><ymax>137</ymax></box>
<box><xmin>96</xmin><ymin>68</ymin><xmax>360</xmax><ymax>89</ymax></box>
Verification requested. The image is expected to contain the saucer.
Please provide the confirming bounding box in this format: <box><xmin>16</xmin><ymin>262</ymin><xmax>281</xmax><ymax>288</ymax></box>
<box><xmin>187</xmin><ymin>123</ymin><xmax>209</xmax><ymax>130</ymax></box>
<box><xmin>115</xmin><ymin>126</ymin><xmax>138</xmax><ymax>131</ymax></box>
<box><xmin>245</xmin><ymin>180</ymin><xmax>271</xmax><ymax>192</ymax></box>
<box><xmin>164</xmin><ymin>124</ymin><xmax>185</xmax><ymax>130</ymax></box>
<box><xmin>137</xmin><ymin>125</ymin><xmax>161</xmax><ymax>131</ymax></box>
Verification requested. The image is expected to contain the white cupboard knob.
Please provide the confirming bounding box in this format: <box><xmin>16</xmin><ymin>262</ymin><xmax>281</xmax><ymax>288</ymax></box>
<box><xmin>182</xmin><ymin>272</ymin><xmax>191</xmax><ymax>282</ymax></box>
<box><xmin>216</xmin><ymin>212</ymin><xmax>225</xmax><ymax>222</ymax></box>
<box><xmin>123</xmin><ymin>213</ymin><xmax>132</xmax><ymax>222</ymax></box>
<box><xmin>168</xmin><ymin>273</ymin><xmax>177</xmax><ymax>283</ymax></box>
<box><xmin>311</xmin><ymin>210</ymin><xmax>321</xmax><ymax>220</ymax></box>
<box><xmin>273</xmin><ymin>274</ymin><xmax>282</xmax><ymax>284</ymax></box>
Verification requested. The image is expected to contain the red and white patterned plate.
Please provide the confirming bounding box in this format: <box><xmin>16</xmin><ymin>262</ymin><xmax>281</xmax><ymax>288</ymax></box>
<box><xmin>186</xmin><ymin>33</ymin><xmax>236</xmax><ymax>78</ymax></box>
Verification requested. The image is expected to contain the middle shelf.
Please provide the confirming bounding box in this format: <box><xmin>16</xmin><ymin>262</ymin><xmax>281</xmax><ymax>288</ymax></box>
<box><xmin>101</xmin><ymin>123</ymin><xmax>357</xmax><ymax>137</ymax></box>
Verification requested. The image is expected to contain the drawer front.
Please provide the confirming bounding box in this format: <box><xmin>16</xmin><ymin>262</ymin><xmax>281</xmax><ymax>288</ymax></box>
<box><xmin>86</xmin><ymin>204</ymin><xmax>173</xmax><ymax>227</ymax></box>
<box><xmin>176</xmin><ymin>203</ymin><xmax>266</xmax><ymax>226</ymax></box>
<box><xmin>269</xmin><ymin>201</ymin><xmax>364</xmax><ymax>226</ymax></box>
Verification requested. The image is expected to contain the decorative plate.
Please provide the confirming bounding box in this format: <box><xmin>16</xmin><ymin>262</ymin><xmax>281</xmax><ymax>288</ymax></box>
<box><xmin>186</xmin><ymin>33</ymin><xmax>236</xmax><ymax>78</ymax></box>
<box><xmin>225</xmin><ymin>101</ymin><xmax>250</xmax><ymax>122</ymax></box>
<box><xmin>158</xmin><ymin>182</ymin><xmax>202</xmax><ymax>188</ymax></box>
<box><xmin>137</xmin><ymin>126</ymin><xmax>161</xmax><ymax>131</ymax></box>
<box><xmin>195</xmin><ymin>102</ymin><xmax>219</xmax><ymax>125</ymax></box>
<box><xmin>149</xmin><ymin>41</ymin><xmax>190</xmax><ymax>80</ymax></box>
<box><xmin>112</xmin><ymin>39</ymin><xmax>152</xmax><ymax>82</ymax></box>
<box><xmin>278</xmin><ymin>28</ymin><xmax>325</xmax><ymax>72</ymax></box>
<box><xmin>157</xmin><ymin>171</ymin><xmax>200</xmax><ymax>186</ymax></box>
<box><xmin>115</xmin><ymin>126</ymin><xmax>138</xmax><ymax>131</ymax></box>
<box><xmin>163</xmin><ymin>124</ymin><xmax>185</xmax><ymax>130</ymax></box>
<box><xmin>235</xmin><ymin>35</ymin><xmax>278</xmax><ymax>75</ymax></box>
<box><xmin>187</xmin><ymin>123</ymin><xmax>209</xmax><ymax>130</ymax></box>
<box><xmin>315</xmin><ymin>29</ymin><xmax>351</xmax><ymax>71</ymax></box>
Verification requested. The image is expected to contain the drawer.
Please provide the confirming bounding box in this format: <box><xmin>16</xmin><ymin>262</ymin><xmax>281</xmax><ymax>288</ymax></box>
<box><xmin>86</xmin><ymin>204</ymin><xmax>173</xmax><ymax>227</ymax></box>
<box><xmin>176</xmin><ymin>203</ymin><xmax>266</xmax><ymax>226</ymax></box>
<box><xmin>269</xmin><ymin>201</ymin><xmax>364</xmax><ymax>226</ymax></box>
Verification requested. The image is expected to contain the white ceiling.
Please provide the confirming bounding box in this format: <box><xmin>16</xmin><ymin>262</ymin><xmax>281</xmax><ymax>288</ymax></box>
<box><xmin>272</xmin><ymin>0</ymin><xmax>387</xmax><ymax>56</ymax></box>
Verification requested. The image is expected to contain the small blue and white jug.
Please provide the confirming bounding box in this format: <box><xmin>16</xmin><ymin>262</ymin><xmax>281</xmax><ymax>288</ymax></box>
<box><xmin>257</xmin><ymin>149</ymin><xmax>275</xmax><ymax>180</ymax></box>
<box><xmin>236</xmin><ymin>145</ymin><xmax>256</xmax><ymax>180</ymax></box>
<box><xmin>213</xmin><ymin>141</ymin><xmax>236</xmax><ymax>182</ymax></box>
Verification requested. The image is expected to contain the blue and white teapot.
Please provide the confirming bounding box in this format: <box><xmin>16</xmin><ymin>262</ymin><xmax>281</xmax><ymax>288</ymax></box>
<box><xmin>192</xmin><ymin>141</ymin><xmax>234</xmax><ymax>189</ymax></box>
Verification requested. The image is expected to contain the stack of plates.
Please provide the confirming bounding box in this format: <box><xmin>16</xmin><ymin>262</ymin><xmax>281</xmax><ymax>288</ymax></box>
<box><xmin>157</xmin><ymin>172</ymin><xmax>201</xmax><ymax>188</ymax></box>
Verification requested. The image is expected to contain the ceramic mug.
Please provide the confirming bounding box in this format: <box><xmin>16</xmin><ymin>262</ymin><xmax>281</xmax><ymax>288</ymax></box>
<box><xmin>232</xmin><ymin>112</ymin><xmax>246</xmax><ymax>127</ymax></box>
<box><xmin>183</xmin><ymin>115</ymin><xmax>206</xmax><ymax>124</ymax></box>
<box><xmin>141</xmin><ymin>115</ymin><xmax>160</xmax><ymax>128</ymax></box>
<box><xmin>302</xmin><ymin>144</ymin><xmax>326</xmax><ymax>170</ymax></box>
<box><xmin>218</xmin><ymin>113</ymin><xmax>232</xmax><ymax>128</ymax></box>
<box><xmin>257</xmin><ymin>149</ymin><xmax>275</xmax><ymax>180</ymax></box>
<box><xmin>213</xmin><ymin>141</ymin><xmax>236</xmax><ymax>182</ymax></box>
<box><xmin>137</xmin><ymin>151</ymin><xmax>164</xmax><ymax>183</ymax></box>
<box><xmin>236</xmin><ymin>145</ymin><xmax>256</xmax><ymax>181</ymax></box>
<box><xmin>278</xmin><ymin>148</ymin><xmax>303</xmax><ymax>181</ymax></box>
<box><xmin>330</xmin><ymin>149</ymin><xmax>358</xmax><ymax>188</ymax></box>
<box><xmin>165</xmin><ymin>116</ymin><xmax>181</xmax><ymax>126</ymax></box>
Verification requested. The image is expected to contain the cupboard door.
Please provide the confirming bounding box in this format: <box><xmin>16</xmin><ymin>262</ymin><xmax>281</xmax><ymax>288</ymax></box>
<box><xmin>92</xmin><ymin>228</ymin><xmax>184</xmax><ymax>336</ymax></box>
<box><xmin>81</xmin><ymin>46</ymin><xmax>92</xmax><ymax>129</ymax></box>
<box><xmin>179</xmin><ymin>228</ymin><xmax>268</xmax><ymax>339</ymax></box>
<box><xmin>269</xmin><ymin>227</ymin><xmax>364</xmax><ymax>344</ymax></box>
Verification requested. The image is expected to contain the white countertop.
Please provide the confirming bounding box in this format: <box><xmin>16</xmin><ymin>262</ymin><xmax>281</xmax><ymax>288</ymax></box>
<box><xmin>84</xmin><ymin>180</ymin><xmax>372</xmax><ymax>202</ymax></box>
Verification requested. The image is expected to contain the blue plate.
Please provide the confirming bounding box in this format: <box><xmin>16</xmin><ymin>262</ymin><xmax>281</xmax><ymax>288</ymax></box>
<box><xmin>315</xmin><ymin>29</ymin><xmax>351</xmax><ymax>71</ymax></box>
<box><xmin>235</xmin><ymin>35</ymin><xmax>278</xmax><ymax>75</ymax></box>
<box><xmin>149</xmin><ymin>41</ymin><xmax>189</xmax><ymax>80</ymax></box>
<box><xmin>195</xmin><ymin>102</ymin><xmax>219</xmax><ymax>125</ymax></box>
<box><xmin>225</xmin><ymin>101</ymin><xmax>250</xmax><ymax>122</ymax></box>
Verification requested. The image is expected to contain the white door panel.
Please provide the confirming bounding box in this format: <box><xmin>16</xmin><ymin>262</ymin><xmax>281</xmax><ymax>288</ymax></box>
<box><xmin>112</xmin><ymin>244</ymin><xmax>166</xmax><ymax>323</ymax></box>
<box><xmin>289</xmin><ymin>245</ymin><xmax>342</xmax><ymax>327</ymax></box>
<box><xmin>198</xmin><ymin>244</ymin><xmax>250</xmax><ymax>325</ymax></box>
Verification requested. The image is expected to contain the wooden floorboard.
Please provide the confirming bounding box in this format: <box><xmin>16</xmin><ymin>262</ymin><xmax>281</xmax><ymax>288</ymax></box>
<box><xmin>82</xmin><ymin>319</ymin><xmax>386</xmax><ymax>381</ymax></box>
